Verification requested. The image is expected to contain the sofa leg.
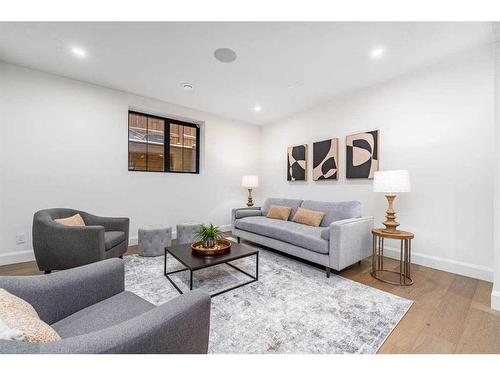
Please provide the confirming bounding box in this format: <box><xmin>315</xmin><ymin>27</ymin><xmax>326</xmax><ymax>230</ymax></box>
<box><xmin>325</xmin><ymin>266</ymin><xmax>331</xmax><ymax>278</ymax></box>
<box><xmin>358</xmin><ymin>260</ymin><xmax>361</xmax><ymax>266</ymax></box>
<box><xmin>44</xmin><ymin>270</ymin><xmax>52</xmax><ymax>274</ymax></box>
<box><xmin>119</xmin><ymin>256</ymin><xmax>123</xmax><ymax>259</ymax></box>
<box><xmin>237</xmin><ymin>237</ymin><xmax>241</xmax><ymax>244</ymax></box>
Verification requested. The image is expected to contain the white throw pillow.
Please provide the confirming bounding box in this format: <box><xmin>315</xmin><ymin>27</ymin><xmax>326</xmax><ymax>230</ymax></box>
<box><xmin>0</xmin><ymin>317</ymin><xmax>24</xmax><ymax>341</ymax></box>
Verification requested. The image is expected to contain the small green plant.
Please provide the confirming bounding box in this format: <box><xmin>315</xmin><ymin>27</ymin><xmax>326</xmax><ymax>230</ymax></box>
<box><xmin>195</xmin><ymin>224</ymin><xmax>223</xmax><ymax>248</ymax></box>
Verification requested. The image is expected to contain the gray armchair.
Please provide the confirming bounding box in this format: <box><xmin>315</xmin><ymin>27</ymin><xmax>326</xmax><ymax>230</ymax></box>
<box><xmin>33</xmin><ymin>208</ymin><xmax>130</xmax><ymax>273</ymax></box>
<box><xmin>0</xmin><ymin>259</ymin><xmax>211</xmax><ymax>354</ymax></box>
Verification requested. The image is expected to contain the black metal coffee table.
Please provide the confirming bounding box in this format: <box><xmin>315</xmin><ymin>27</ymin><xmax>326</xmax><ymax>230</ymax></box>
<box><xmin>164</xmin><ymin>242</ymin><xmax>259</xmax><ymax>297</ymax></box>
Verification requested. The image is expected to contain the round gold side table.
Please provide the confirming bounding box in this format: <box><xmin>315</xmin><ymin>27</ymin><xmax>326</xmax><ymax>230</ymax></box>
<box><xmin>371</xmin><ymin>228</ymin><xmax>414</xmax><ymax>286</ymax></box>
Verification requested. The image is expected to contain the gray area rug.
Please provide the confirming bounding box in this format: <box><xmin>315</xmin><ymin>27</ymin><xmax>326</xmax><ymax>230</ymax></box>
<box><xmin>124</xmin><ymin>240</ymin><xmax>413</xmax><ymax>354</ymax></box>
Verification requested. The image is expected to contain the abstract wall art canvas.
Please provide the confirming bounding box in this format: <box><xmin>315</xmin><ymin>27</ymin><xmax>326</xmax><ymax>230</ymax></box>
<box><xmin>287</xmin><ymin>144</ymin><xmax>307</xmax><ymax>181</ymax></box>
<box><xmin>346</xmin><ymin>130</ymin><xmax>379</xmax><ymax>179</ymax></box>
<box><xmin>313</xmin><ymin>138</ymin><xmax>339</xmax><ymax>181</ymax></box>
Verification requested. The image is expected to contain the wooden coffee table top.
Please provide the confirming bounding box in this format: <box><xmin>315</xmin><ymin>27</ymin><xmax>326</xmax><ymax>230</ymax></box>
<box><xmin>165</xmin><ymin>242</ymin><xmax>258</xmax><ymax>271</ymax></box>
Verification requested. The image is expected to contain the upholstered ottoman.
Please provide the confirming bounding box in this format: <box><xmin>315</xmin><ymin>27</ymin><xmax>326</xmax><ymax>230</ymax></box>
<box><xmin>176</xmin><ymin>222</ymin><xmax>203</xmax><ymax>245</ymax></box>
<box><xmin>138</xmin><ymin>225</ymin><xmax>172</xmax><ymax>257</ymax></box>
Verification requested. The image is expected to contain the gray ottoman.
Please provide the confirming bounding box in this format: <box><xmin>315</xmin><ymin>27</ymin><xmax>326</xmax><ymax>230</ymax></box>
<box><xmin>176</xmin><ymin>222</ymin><xmax>203</xmax><ymax>245</ymax></box>
<box><xmin>138</xmin><ymin>225</ymin><xmax>172</xmax><ymax>257</ymax></box>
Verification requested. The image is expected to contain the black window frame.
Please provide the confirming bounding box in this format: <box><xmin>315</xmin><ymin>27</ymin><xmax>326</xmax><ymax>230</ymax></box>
<box><xmin>128</xmin><ymin>110</ymin><xmax>200</xmax><ymax>174</ymax></box>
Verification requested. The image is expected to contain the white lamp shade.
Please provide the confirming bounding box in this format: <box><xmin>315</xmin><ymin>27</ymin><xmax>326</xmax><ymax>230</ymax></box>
<box><xmin>242</xmin><ymin>175</ymin><xmax>259</xmax><ymax>188</ymax></box>
<box><xmin>373</xmin><ymin>170</ymin><xmax>411</xmax><ymax>193</ymax></box>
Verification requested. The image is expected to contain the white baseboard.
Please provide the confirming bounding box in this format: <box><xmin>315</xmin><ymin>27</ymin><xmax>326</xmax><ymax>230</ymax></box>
<box><xmin>491</xmin><ymin>290</ymin><xmax>500</xmax><ymax>311</ymax></box>
<box><xmin>382</xmin><ymin>245</ymin><xmax>494</xmax><ymax>282</ymax></box>
<box><xmin>0</xmin><ymin>249</ymin><xmax>35</xmax><ymax>266</ymax></box>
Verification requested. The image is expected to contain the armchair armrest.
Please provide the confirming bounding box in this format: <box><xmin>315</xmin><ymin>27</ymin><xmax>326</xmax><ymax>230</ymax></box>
<box><xmin>33</xmin><ymin>220</ymin><xmax>106</xmax><ymax>270</ymax></box>
<box><xmin>40</xmin><ymin>290</ymin><xmax>211</xmax><ymax>354</ymax></box>
<box><xmin>0</xmin><ymin>259</ymin><xmax>124</xmax><ymax>324</ymax></box>
<box><xmin>81</xmin><ymin>213</ymin><xmax>129</xmax><ymax>235</ymax></box>
<box><xmin>329</xmin><ymin>216</ymin><xmax>374</xmax><ymax>270</ymax></box>
<box><xmin>231</xmin><ymin>207</ymin><xmax>262</xmax><ymax>225</ymax></box>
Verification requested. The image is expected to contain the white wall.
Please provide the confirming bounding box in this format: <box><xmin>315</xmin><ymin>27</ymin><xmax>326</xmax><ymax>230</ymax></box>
<box><xmin>0</xmin><ymin>62</ymin><xmax>261</xmax><ymax>264</ymax></box>
<box><xmin>260</xmin><ymin>45</ymin><xmax>495</xmax><ymax>281</ymax></box>
<box><xmin>492</xmin><ymin>41</ymin><xmax>500</xmax><ymax>310</ymax></box>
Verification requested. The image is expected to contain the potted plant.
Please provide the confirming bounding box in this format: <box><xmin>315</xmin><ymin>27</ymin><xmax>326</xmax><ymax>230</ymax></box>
<box><xmin>195</xmin><ymin>224</ymin><xmax>223</xmax><ymax>248</ymax></box>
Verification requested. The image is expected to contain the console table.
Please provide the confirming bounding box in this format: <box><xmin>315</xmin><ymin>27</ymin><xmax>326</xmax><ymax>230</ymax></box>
<box><xmin>371</xmin><ymin>228</ymin><xmax>414</xmax><ymax>286</ymax></box>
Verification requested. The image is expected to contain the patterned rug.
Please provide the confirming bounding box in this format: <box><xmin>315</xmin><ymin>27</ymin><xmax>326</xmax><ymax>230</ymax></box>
<box><xmin>124</xmin><ymin>240</ymin><xmax>413</xmax><ymax>354</ymax></box>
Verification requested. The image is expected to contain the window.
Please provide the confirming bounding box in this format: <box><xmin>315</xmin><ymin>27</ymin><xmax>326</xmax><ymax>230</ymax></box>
<box><xmin>128</xmin><ymin>111</ymin><xmax>200</xmax><ymax>173</ymax></box>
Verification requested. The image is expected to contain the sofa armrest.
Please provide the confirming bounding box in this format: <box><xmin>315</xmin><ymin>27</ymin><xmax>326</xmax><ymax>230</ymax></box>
<box><xmin>231</xmin><ymin>207</ymin><xmax>262</xmax><ymax>225</ymax></box>
<box><xmin>0</xmin><ymin>259</ymin><xmax>125</xmax><ymax>325</ymax></box>
<box><xmin>40</xmin><ymin>290</ymin><xmax>211</xmax><ymax>354</ymax></box>
<box><xmin>329</xmin><ymin>216</ymin><xmax>374</xmax><ymax>270</ymax></box>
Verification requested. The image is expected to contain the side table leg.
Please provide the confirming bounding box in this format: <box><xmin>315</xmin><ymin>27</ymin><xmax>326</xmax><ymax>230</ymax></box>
<box><xmin>408</xmin><ymin>239</ymin><xmax>412</xmax><ymax>280</ymax></box>
<box><xmin>372</xmin><ymin>234</ymin><xmax>376</xmax><ymax>274</ymax></box>
<box><xmin>381</xmin><ymin>237</ymin><xmax>384</xmax><ymax>269</ymax></box>
<box><xmin>400</xmin><ymin>239</ymin><xmax>404</xmax><ymax>284</ymax></box>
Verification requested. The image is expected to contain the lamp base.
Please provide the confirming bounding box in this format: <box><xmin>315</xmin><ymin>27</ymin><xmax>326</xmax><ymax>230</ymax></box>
<box><xmin>382</xmin><ymin>194</ymin><xmax>400</xmax><ymax>232</ymax></box>
<box><xmin>246</xmin><ymin>189</ymin><xmax>254</xmax><ymax>207</ymax></box>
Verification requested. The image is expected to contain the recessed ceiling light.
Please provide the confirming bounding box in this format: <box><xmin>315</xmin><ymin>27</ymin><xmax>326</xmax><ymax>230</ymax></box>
<box><xmin>181</xmin><ymin>83</ymin><xmax>194</xmax><ymax>91</ymax></box>
<box><xmin>254</xmin><ymin>105</ymin><xmax>262</xmax><ymax>112</ymax></box>
<box><xmin>214</xmin><ymin>48</ymin><xmax>237</xmax><ymax>63</ymax></box>
<box><xmin>71</xmin><ymin>46</ymin><xmax>87</xmax><ymax>58</ymax></box>
<box><xmin>370</xmin><ymin>47</ymin><xmax>385</xmax><ymax>59</ymax></box>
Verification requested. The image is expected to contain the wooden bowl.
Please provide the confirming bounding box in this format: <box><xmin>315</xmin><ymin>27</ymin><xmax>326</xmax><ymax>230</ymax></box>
<box><xmin>191</xmin><ymin>239</ymin><xmax>231</xmax><ymax>256</ymax></box>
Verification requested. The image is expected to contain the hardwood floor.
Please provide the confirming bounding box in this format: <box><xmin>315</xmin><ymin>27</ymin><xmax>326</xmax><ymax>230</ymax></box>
<box><xmin>1</xmin><ymin>242</ymin><xmax>499</xmax><ymax>354</ymax></box>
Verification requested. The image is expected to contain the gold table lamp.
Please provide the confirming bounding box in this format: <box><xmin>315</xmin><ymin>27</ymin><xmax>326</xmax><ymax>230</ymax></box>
<box><xmin>373</xmin><ymin>170</ymin><xmax>411</xmax><ymax>233</ymax></box>
<box><xmin>241</xmin><ymin>175</ymin><xmax>259</xmax><ymax>207</ymax></box>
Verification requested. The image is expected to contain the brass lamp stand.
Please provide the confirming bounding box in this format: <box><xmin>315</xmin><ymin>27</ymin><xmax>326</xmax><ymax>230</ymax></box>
<box><xmin>241</xmin><ymin>175</ymin><xmax>259</xmax><ymax>207</ymax></box>
<box><xmin>382</xmin><ymin>193</ymin><xmax>400</xmax><ymax>233</ymax></box>
<box><xmin>246</xmin><ymin>188</ymin><xmax>254</xmax><ymax>207</ymax></box>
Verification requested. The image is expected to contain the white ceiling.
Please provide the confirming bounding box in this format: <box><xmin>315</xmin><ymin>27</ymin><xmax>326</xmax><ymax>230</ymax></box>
<box><xmin>0</xmin><ymin>22</ymin><xmax>494</xmax><ymax>125</ymax></box>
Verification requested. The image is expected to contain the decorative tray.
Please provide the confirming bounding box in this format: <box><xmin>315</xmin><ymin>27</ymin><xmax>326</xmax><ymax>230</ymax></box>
<box><xmin>191</xmin><ymin>239</ymin><xmax>231</xmax><ymax>256</ymax></box>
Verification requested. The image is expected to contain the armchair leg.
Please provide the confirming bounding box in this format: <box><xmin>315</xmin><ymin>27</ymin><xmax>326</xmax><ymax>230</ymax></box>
<box><xmin>44</xmin><ymin>270</ymin><xmax>52</xmax><ymax>274</ymax></box>
<box><xmin>325</xmin><ymin>266</ymin><xmax>331</xmax><ymax>278</ymax></box>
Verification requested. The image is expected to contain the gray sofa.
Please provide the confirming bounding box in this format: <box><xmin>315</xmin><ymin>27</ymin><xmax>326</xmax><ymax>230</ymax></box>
<box><xmin>232</xmin><ymin>198</ymin><xmax>373</xmax><ymax>277</ymax></box>
<box><xmin>33</xmin><ymin>208</ymin><xmax>129</xmax><ymax>273</ymax></box>
<box><xmin>0</xmin><ymin>259</ymin><xmax>211</xmax><ymax>354</ymax></box>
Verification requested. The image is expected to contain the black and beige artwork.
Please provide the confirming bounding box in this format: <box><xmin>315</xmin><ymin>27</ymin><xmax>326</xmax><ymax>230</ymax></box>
<box><xmin>313</xmin><ymin>138</ymin><xmax>339</xmax><ymax>181</ymax></box>
<box><xmin>287</xmin><ymin>144</ymin><xmax>307</xmax><ymax>181</ymax></box>
<box><xmin>346</xmin><ymin>130</ymin><xmax>379</xmax><ymax>179</ymax></box>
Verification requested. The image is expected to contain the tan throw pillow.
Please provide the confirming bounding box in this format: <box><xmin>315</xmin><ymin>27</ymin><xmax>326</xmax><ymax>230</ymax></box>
<box><xmin>266</xmin><ymin>205</ymin><xmax>292</xmax><ymax>221</ymax></box>
<box><xmin>293</xmin><ymin>207</ymin><xmax>325</xmax><ymax>227</ymax></box>
<box><xmin>0</xmin><ymin>288</ymin><xmax>61</xmax><ymax>343</ymax></box>
<box><xmin>54</xmin><ymin>213</ymin><xmax>85</xmax><ymax>227</ymax></box>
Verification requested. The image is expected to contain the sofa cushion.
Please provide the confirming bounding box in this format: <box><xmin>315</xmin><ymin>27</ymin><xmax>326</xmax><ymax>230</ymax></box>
<box><xmin>320</xmin><ymin>228</ymin><xmax>330</xmax><ymax>241</ymax></box>
<box><xmin>300</xmin><ymin>200</ymin><xmax>362</xmax><ymax>227</ymax></box>
<box><xmin>261</xmin><ymin>198</ymin><xmax>303</xmax><ymax>220</ymax></box>
<box><xmin>52</xmin><ymin>291</ymin><xmax>154</xmax><ymax>338</ymax></box>
<box><xmin>54</xmin><ymin>213</ymin><xmax>85</xmax><ymax>227</ymax></box>
<box><xmin>234</xmin><ymin>216</ymin><xmax>328</xmax><ymax>254</ymax></box>
<box><xmin>104</xmin><ymin>231</ymin><xmax>125</xmax><ymax>250</ymax></box>
<box><xmin>0</xmin><ymin>288</ymin><xmax>61</xmax><ymax>343</ymax></box>
<box><xmin>266</xmin><ymin>205</ymin><xmax>292</xmax><ymax>221</ymax></box>
<box><xmin>292</xmin><ymin>208</ymin><xmax>325</xmax><ymax>227</ymax></box>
